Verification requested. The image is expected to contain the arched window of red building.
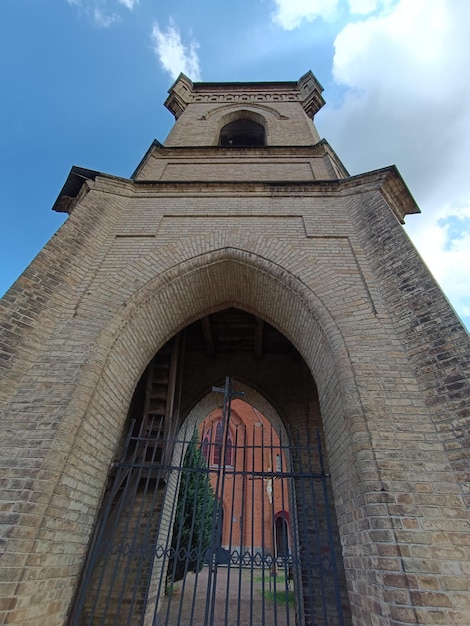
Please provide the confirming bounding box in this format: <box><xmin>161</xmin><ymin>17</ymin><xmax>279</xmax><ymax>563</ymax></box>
<box><xmin>201</xmin><ymin>435</ymin><xmax>210</xmax><ymax>464</ymax></box>
<box><xmin>213</xmin><ymin>421</ymin><xmax>223</xmax><ymax>465</ymax></box>
<box><xmin>201</xmin><ymin>420</ymin><xmax>233</xmax><ymax>466</ymax></box>
<box><xmin>224</xmin><ymin>435</ymin><xmax>233</xmax><ymax>466</ymax></box>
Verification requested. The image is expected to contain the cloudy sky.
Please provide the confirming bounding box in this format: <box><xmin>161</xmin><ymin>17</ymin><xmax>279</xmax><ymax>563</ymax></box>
<box><xmin>1</xmin><ymin>0</ymin><xmax>469</xmax><ymax>329</ymax></box>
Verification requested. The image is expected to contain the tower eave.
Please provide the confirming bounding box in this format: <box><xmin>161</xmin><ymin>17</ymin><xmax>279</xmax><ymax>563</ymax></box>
<box><xmin>380</xmin><ymin>165</ymin><xmax>420</xmax><ymax>223</ymax></box>
<box><xmin>346</xmin><ymin>166</ymin><xmax>420</xmax><ymax>223</ymax></box>
<box><xmin>52</xmin><ymin>166</ymin><xmax>131</xmax><ymax>214</ymax></box>
<box><xmin>52</xmin><ymin>166</ymin><xmax>101</xmax><ymax>214</ymax></box>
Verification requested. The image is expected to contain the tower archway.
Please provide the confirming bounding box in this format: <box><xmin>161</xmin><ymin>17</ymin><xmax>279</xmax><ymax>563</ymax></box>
<box><xmin>71</xmin><ymin>322</ymin><xmax>351</xmax><ymax>625</ymax></box>
<box><xmin>65</xmin><ymin>248</ymin><xmax>367</xmax><ymax>625</ymax></box>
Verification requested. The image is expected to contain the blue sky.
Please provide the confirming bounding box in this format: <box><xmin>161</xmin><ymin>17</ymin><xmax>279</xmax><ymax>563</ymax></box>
<box><xmin>1</xmin><ymin>0</ymin><xmax>469</xmax><ymax>329</ymax></box>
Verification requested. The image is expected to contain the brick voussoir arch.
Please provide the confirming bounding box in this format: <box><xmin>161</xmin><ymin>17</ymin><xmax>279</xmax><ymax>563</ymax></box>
<box><xmin>31</xmin><ymin>249</ymin><xmax>382</xmax><ymax>626</ymax></box>
<box><xmin>72</xmin><ymin>247</ymin><xmax>376</xmax><ymax>491</ymax></box>
<box><xmin>68</xmin><ymin>246</ymin><xmax>386</xmax><ymax>620</ymax></box>
<box><xmin>204</xmin><ymin>102</ymin><xmax>286</xmax><ymax>121</ymax></box>
<box><xmin>88</xmin><ymin>246</ymin><xmax>353</xmax><ymax>405</ymax></box>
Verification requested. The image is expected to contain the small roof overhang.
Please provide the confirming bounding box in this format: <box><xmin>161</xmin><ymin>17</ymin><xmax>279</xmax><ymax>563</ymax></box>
<box><xmin>52</xmin><ymin>166</ymin><xmax>101</xmax><ymax>213</ymax></box>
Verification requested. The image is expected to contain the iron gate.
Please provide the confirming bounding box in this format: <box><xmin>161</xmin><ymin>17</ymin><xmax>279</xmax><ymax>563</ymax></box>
<box><xmin>69</xmin><ymin>379</ymin><xmax>348</xmax><ymax>625</ymax></box>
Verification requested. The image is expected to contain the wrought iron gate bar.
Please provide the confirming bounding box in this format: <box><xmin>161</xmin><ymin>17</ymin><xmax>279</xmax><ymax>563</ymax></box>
<box><xmin>70</xmin><ymin>384</ymin><xmax>346</xmax><ymax>626</ymax></box>
<box><xmin>117</xmin><ymin>461</ymin><xmax>324</xmax><ymax>480</ymax></box>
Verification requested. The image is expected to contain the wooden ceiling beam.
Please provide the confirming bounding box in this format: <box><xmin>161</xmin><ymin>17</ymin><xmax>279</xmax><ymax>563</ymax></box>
<box><xmin>200</xmin><ymin>315</ymin><xmax>215</xmax><ymax>357</ymax></box>
<box><xmin>254</xmin><ymin>317</ymin><xmax>264</xmax><ymax>359</ymax></box>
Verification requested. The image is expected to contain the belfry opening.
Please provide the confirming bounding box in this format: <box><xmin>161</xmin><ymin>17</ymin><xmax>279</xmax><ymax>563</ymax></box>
<box><xmin>219</xmin><ymin>119</ymin><xmax>266</xmax><ymax>146</ymax></box>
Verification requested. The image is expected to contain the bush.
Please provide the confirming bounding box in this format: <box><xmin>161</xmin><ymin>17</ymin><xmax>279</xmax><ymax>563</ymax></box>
<box><xmin>166</xmin><ymin>435</ymin><xmax>216</xmax><ymax>584</ymax></box>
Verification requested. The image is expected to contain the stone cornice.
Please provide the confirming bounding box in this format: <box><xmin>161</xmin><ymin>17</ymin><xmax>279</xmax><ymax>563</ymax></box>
<box><xmin>130</xmin><ymin>138</ymin><xmax>348</xmax><ymax>180</ymax></box>
<box><xmin>54</xmin><ymin>163</ymin><xmax>419</xmax><ymax>225</ymax></box>
<box><xmin>164</xmin><ymin>71</ymin><xmax>325</xmax><ymax>120</ymax></box>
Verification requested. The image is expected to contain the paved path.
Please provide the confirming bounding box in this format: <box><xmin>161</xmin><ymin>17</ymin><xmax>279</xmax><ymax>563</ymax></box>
<box><xmin>157</xmin><ymin>566</ymin><xmax>296</xmax><ymax>625</ymax></box>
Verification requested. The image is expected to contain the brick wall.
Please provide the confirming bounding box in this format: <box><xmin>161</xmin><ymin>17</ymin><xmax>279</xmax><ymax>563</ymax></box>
<box><xmin>163</xmin><ymin>101</ymin><xmax>320</xmax><ymax>148</ymax></box>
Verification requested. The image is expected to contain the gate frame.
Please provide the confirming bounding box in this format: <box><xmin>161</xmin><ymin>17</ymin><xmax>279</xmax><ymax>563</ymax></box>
<box><xmin>138</xmin><ymin>380</ymin><xmax>349</xmax><ymax>626</ymax></box>
<box><xmin>61</xmin><ymin>248</ymin><xmax>374</xmax><ymax>622</ymax></box>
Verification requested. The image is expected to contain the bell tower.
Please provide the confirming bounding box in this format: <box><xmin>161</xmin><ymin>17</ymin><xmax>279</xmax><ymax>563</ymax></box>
<box><xmin>0</xmin><ymin>72</ymin><xmax>469</xmax><ymax>626</ymax></box>
<box><xmin>132</xmin><ymin>71</ymin><xmax>346</xmax><ymax>182</ymax></box>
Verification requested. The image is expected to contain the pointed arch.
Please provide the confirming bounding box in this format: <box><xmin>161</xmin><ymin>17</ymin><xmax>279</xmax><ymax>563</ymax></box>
<box><xmin>64</xmin><ymin>246</ymin><xmax>369</xmax><ymax>501</ymax></box>
<box><xmin>56</xmin><ymin>245</ymin><xmax>379</xmax><ymax>626</ymax></box>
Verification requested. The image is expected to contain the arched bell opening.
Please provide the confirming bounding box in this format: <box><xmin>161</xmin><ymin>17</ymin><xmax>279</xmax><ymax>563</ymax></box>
<box><xmin>219</xmin><ymin>119</ymin><xmax>266</xmax><ymax>146</ymax></box>
<box><xmin>70</xmin><ymin>307</ymin><xmax>352</xmax><ymax>625</ymax></box>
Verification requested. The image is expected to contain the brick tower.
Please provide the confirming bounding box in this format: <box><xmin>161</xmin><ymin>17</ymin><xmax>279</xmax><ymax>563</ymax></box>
<box><xmin>1</xmin><ymin>72</ymin><xmax>469</xmax><ymax>625</ymax></box>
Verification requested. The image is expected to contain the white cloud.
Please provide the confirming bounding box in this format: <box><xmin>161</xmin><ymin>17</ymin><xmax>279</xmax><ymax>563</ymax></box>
<box><xmin>151</xmin><ymin>22</ymin><xmax>201</xmax><ymax>81</ymax></box>
<box><xmin>322</xmin><ymin>0</ymin><xmax>470</xmax><ymax>200</ymax></box>
<box><xmin>410</xmin><ymin>207</ymin><xmax>470</xmax><ymax>325</ymax></box>
<box><xmin>117</xmin><ymin>0</ymin><xmax>138</xmax><ymax>9</ymax></box>
<box><xmin>272</xmin><ymin>0</ymin><xmax>340</xmax><ymax>30</ymax></box>
<box><xmin>348</xmin><ymin>0</ymin><xmax>393</xmax><ymax>15</ymax></box>
<box><xmin>93</xmin><ymin>7</ymin><xmax>119</xmax><ymax>27</ymax></box>
<box><xmin>347</xmin><ymin>0</ymin><xmax>380</xmax><ymax>14</ymax></box>
<box><xmin>66</xmin><ymin>0</ymin><xmax>132</xmax><ymax>25</ymax></box>
<box><xmin>316</xmin><ymin>0</ymin><xmax>470</xmax><ymax>327</ymax></box>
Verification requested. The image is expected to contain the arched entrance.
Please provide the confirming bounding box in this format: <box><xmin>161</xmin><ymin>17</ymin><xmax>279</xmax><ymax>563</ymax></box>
<box><xmin>69</xmin><ymin>307</ymin><xmax>351</xmax><ymax>625</ymax></box>
<box><xmin>275</xmin><ymin>512</ymin><xmax>290</xmax><ymax>560</ymax></box>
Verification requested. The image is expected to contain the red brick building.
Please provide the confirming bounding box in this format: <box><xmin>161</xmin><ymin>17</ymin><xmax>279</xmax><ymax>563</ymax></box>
<box><xmin>199</xmin><ymin>399</ymin><xmax>290</xmax><ymax>560</ymax></box>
